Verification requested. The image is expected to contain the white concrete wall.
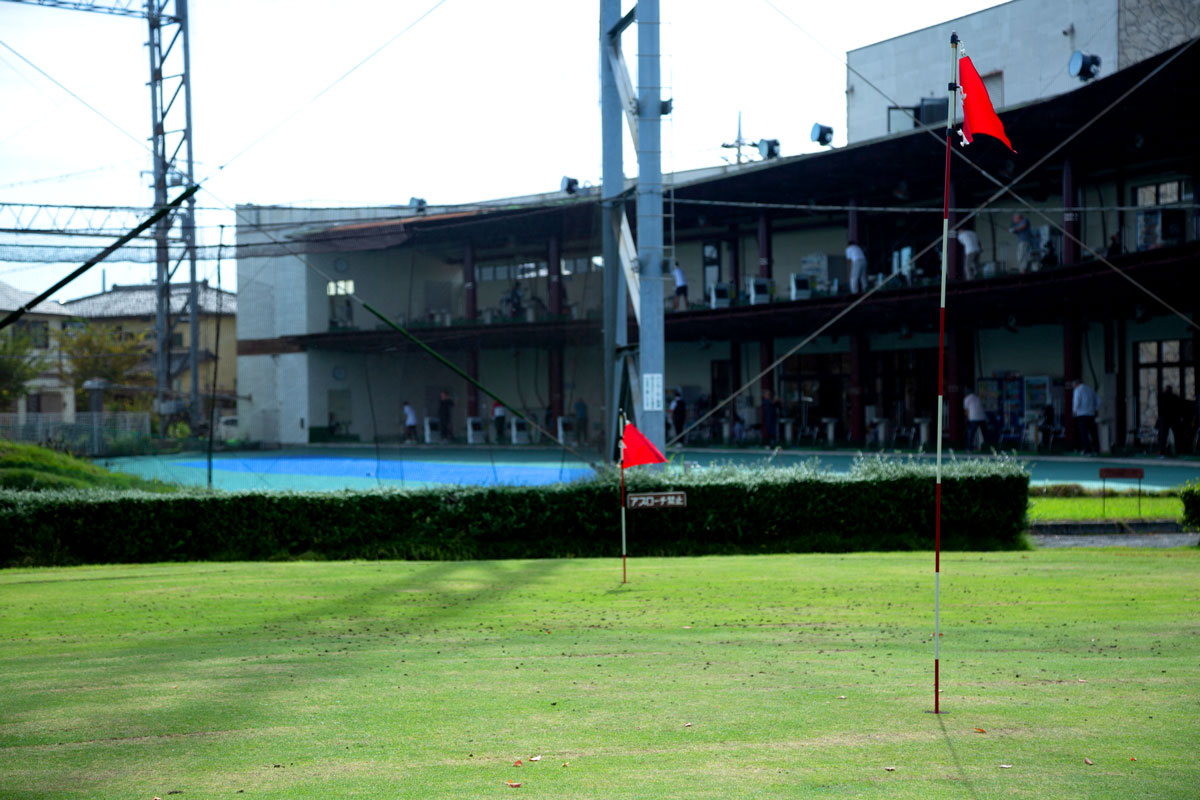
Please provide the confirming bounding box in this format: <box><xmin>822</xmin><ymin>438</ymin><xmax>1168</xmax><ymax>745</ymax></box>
<box><xmin>847</xmin><ymin>0</ymin><xmax>1119</xmax><ymax>144</ymax></box>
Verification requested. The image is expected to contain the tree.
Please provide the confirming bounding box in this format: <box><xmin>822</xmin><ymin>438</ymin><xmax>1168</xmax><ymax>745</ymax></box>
<box><xmin>53</xmin><ymin>320</ymin><xmax>153</xmax><ymax>411</ymax></box>
<box><xmin>0</xmin><ymin>331</ymin><xmax>39</xmax><ymax>410</ymax></box>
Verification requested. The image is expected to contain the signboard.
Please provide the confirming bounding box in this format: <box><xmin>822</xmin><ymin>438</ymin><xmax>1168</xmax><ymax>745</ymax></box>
<box><xmin>626</xmin><ymin>491</ymin><xmax>687</xmax><ymax>510</ymax></box>
<box><xmin>1098</xmin><ymin>468</ymin><xmax>1144</xmax><ymax>480</ymax></box>
<box><xmin>643</xmin><ymin>373</ymin><xmax>664</xmax><ymax>411</ymax></box>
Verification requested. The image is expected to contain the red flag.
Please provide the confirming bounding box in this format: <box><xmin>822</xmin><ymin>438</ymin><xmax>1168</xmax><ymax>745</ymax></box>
<box><xmin>621</xmin><ymin>422</ymin><xmax>666</xmax><ymax>469</ymax></box>
<box><xmin>958</xmin><ymin>55</ymin><xmax>1014</xmax><ymax>152</ymax></box>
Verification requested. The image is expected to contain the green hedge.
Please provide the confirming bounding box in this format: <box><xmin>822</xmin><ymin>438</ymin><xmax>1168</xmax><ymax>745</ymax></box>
<box><xmin>0</xmin><ymin>457</ymin><xmax>1030</xmax><ymax>567</ymax></box>
<box><xmin>1183</xmin><ymin>480</ymin><xmax>1200</xmax><ymax>531</ymax></box>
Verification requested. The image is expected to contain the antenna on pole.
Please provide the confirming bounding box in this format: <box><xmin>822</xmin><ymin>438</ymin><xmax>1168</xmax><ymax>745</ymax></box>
<box><xmin>721</xmin><ymin>111</ymin><xmax>748</xmax><ymax>164</ymax></box>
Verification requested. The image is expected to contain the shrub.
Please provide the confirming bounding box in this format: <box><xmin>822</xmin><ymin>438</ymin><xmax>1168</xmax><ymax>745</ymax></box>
<box><xmin>1182</xmin><ymin>480</ymin><xmax>1199</xmax><ymax>531</ymax></box>
<box><xmin>0</xmin><ymin>456</ymin><xmax>1029</xmax><ymax>567</ymax></box>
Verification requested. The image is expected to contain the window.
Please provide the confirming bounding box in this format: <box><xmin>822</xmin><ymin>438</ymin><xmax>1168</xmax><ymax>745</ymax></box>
<box><xmin>1133</xmin><ymin>178</ymin><xmax>1192</xmax><ymax>251</ymax></box>
<box><xmin>327</xmin><ymin>280</ymin><xmax>355</xmax><ymax>329</ymax></box>
<box><xmin>15</xmin><ymin>320</ymin><xmax>49</xmax><ymax>349</ymax></box>
<box><xmin>326</xmin><ymin>279</ymin><xmax>354</xmax><ymax>296</ymax></box>
<box><xmin>1134</xmin><ymin>339</ymin><xmax>1195</xmax><ymax>431</ymax></box>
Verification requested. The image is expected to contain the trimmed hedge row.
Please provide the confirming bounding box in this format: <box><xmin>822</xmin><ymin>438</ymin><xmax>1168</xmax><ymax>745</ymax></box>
<box><xmin>1183</xmin><ymin>480</ymin><xmax>1199</xmax><ymax>530</ymax></box>
<box><xmin>0</xmin><ymin>458</ymin><xmax>1030</xmax><ymax>567</ymax></box>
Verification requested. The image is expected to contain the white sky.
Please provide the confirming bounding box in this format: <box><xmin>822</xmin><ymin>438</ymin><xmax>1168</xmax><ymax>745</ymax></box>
<box><xmin>0</xmin><ymin>0</ymin><xmax>1007</xmax><ymax>301</ymax></box>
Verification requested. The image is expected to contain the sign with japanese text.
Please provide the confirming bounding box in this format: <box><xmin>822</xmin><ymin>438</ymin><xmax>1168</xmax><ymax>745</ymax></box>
<box><xmin>626</xmin><ymin>491</ymin><xmax>687</xmax><ymax>510</ymax></box>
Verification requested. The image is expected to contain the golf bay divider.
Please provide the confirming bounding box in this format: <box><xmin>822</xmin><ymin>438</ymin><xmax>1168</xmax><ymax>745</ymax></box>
<box><xmin>0</xmin><ymin>459</ymin><xmax>1030</xmax><ymax>567</ymax></box>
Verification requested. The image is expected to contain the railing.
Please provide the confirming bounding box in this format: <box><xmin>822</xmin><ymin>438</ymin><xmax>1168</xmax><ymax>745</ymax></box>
<box><xmin>0</xmin><ymin>412</ymin><xmax>152</xmax><ymax>457</ymax></box>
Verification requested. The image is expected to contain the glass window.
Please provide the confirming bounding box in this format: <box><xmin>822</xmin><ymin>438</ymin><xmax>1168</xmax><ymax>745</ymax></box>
<box><xmin>1162</xmin><ymin>340</ymin><xmax>1180</xmax><ymax>363</ymax></box>
<box><xmin>1158</xmin><ymin>181</ymin><xmax>1179</xmax><ymax>204</ymax></box>
<box><xmin>1137</xmin><ymin>341</ymin><xmax>1157</xmax><ymax>363</ymax></box>
<box><xmin>1135</xmin><ymin>185</ymin><xmax>1157</xmax><ymax>207</ymax></box>
<box><xmin>326</xmin><ymin>279</ymin><xmax>354</xmax><ymax>296</ymax></box>
<box><xmin>1138</xmin><ymin>367</ymin><xmax>1157</xmax><ymax>428</ymax></box>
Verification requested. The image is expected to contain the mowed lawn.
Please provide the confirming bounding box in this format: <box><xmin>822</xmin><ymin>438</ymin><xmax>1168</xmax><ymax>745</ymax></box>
<box><xmin>1</xmin><ymin>551</ymin><xmax>1197</xmax><ymax>799</ymax></box>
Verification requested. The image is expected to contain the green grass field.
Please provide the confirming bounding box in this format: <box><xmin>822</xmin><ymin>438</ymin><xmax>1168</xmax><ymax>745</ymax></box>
<box><xmin>1</xmin><ymin>551</ymin><xmax>1197</xmax><ymax>799</ymax></box>
<box><xmin>1028</xmin><ymin>495</ymin><xmax>1184</xmax><ymax>521</ymax></box>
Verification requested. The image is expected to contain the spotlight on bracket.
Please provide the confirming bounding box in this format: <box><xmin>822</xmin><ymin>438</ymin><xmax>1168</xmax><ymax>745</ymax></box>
<box><xmin>1068</xmin><ymin>50</ymin><xmax>1101</xmax><ymax>81</ymax></box>
<box><xmin>810</xmin><ymin>123</ymin><xmax>834</xmax><ymax>146</ymax></box>
<box><xmin>560</xmin><ymin>176</ymin><xmax>580</xmax><ymax>195</ymax></box>
<box><xmin>757</xmin><ymin>138</ymin><xmax>780</xmax><ymax>159</ymax></box>
<box><xmin>409</xmin><ymin>197</ymin><xmax>427</xmax><ymax>212</ymax></box>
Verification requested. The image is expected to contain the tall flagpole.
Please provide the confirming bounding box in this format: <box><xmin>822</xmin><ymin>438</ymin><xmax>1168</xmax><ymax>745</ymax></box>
<box><xmin>933</xmin><ymin>32</ymin><xmax>960</xmax><ymax>716</ymax></box>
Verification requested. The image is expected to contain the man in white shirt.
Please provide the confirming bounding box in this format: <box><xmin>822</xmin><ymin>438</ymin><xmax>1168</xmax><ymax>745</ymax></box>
<box><xmin>958</xmin><ymin>227</ymin><xmax>982</xmax><ymax>280</ymax></box>
<box><xmin>846</xmin><ymin>240</ymin><xmax>867</xmax><ymax>293</ymax></box>
<box><xmin>402</xmin><ymin>401</ymin><xmax>418</xmax><ymax>442</ymax></box>
<box><xmin>963</xmin><ymin>390</ymin><xmax>988</xmax><ymax>451</ymax></box>
<box><xmin>1071</xmin><ymin>380</ymin><xmax>1100</xmax><ymax>454</ymax></box>
<box><xmin>672</xmin><ymin>263</ymin><xmax>688</xmax><ymax>310</ymax></box>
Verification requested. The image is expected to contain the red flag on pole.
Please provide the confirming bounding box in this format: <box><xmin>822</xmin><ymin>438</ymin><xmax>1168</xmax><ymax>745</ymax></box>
<box><xmin>621</xmin><ymin>422</ymin><xmax>666</xmax><ymax>469</ymax></box>
<box><xmin>958</xmin><ymin>54</ymin><xmax>1015</xmax><ymax>152</ymax></box>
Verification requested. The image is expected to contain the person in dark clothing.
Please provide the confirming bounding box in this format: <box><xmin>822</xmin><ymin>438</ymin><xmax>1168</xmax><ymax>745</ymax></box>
<box><xmin>670</xmin><ymin>392</ymin><xmax>687</xmax><ymax>442</ymax></box>
<box><xmin>437</xmin><ymin>390</ymin><xmax>454</xmax><ymax>442</ymax></box>
<box><xmin>1158</xmin><ymin>385</ymin><xmax>1184</xmax><ymax>456</ymax></box>
<box><xmin>761</xmin><ymin>388</ymin><xmax>780</xmax><ymax>446</ymax></box>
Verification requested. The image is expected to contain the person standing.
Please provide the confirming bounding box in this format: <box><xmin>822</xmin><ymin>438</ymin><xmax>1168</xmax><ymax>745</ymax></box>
<box><xmin>1009</xmin><ymin>213</ymin><xmax>1035</xmax><ymax>273</ymax></box>
<box><xmin>845</xmin><ymin>239</ymin><xmax>867</xmax><ymax>293</ymax></box>
<box><xmin>670</xmin><ymin>391</ymin><xmax>687</xmax><ymax>442</ymax></box>
<box><xmin>1157</xmin><ymin>385</ymin><xmax>1183</xmax><ymax>456</ymax></box>
<box><xmin>437</xmin><ymin>390</ymin><xmax>454</xmax><ymax>442</ymax></box>
<box><xmin>573</xmin><ymin>397</ymin><xmax>589</xmax><ymax>445</ymax></box>
<box><xmin>491</xmin><ymin>399</ymin><xmax>506</xmax><ymax>443</ymax></box>
<box><xmin>958</xmin><ymin>226</ymin><xmax>981</xmax><ymax>280</ymax></box>
<box><xmin>402</xmin><ymin>400</ymin><xmax>418</xmax><ymax>443</ymax></box>
<box><xmin>672</xmin><ymin>262</ymin><xmax>688</xmax><ymax>311</ymax></box>
<box><xmin>761</xmin><ymin>387</ymin><xmax>780</xmax><ymax>446</ymax></box>
<box><xmin>1071</xmin><ymin>380</ymin><xmax>1100</xmax><ymax>454</ymax></box>
<box><xmin>963</xmin><ymin>389</ymin><xmax>988</xmax><ymax>451</ymax></box>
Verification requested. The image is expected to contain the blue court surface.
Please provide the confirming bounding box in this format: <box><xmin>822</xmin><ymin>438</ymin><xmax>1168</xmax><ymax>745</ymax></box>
<box><xmin>101</xmin><ymin>444</ymin><xmax>1200</xmax><ymax>492</ymax></box>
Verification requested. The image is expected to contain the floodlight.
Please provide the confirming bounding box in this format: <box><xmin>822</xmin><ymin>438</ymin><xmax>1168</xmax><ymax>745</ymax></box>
<box><xmin>560</xmin><ymin>176</ymin><xmax>580</xmax><ymax>195</ymax></box>
<box><xmin>810</xmin><ymin>123</ymin><xmax>834</xmax><ymax>146</ymax></box>
<box><xmin>409</xmin><ymin>197</ymin><xmax>427</xmax><ymax>212</ymax></box>
<box><xmin>757</xmin><ymin>138</ymin><xmax>780</xmax><ymax>159</ymax></box>
<box><xmin>1068</xmin><ymin>50</ymin><xmax>1101</xmax><ymax>80</ymax></box>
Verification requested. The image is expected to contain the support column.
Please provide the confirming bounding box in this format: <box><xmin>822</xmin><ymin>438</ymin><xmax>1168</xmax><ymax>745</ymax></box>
<box><xmin>548</xmin><ymin>233</ymin><xmax>563</xmax><ymax>317</ymax></box>
<box><xmin>466</xmin><ymin>348</ymin><xmax>479</xmax><ymax>419</ymax></box>
<box><xmin>1063</xmin><ymin>314</ymin><xmax>1082</xmax><ymax>448</ymax></box>
<box><xmin>729</xmin><ymin>341</ymin><xmax>741</xmax><ymax>430</ymax></box>
<box><xmin>463</xmin><ymin>241</ymin><xmax>477</xmax><ymax>322</ymax></box>
<box><xmin>636</xmin><ymin>0</ymin><xmax>666</xmax><ymax>453</ymax></box>
<box><xmin>759</xmin><ymin>337</ymin><xmax>775</xmax><ymax>396</ymax></box>
<box><xmin>849</xmin><ymin>333</ymin><xmax>868</xmax><ymax>443</ymax></box>
<box><xmin>757</xmin><ymin>213</ymin><xmax>772</xmax><ymax>278</ymax></box>
<box><xmin>600</xmin><ymin>0</ymin><xmax>626</xmax><ymax>457</ymax></box>
<box><xmin>1116</xmin><ymin>318</ymin><xmax>1127</xmax><ymax>449</ymax></box>
<box><xmin>727</xmin><ymin>225</ymin><xmax>740</xmax><ymax>304</ymax></box>
<box><xmin>1063</xmin><ymin>158</ymin><xmax>1080</xmax><ymax>265</ymax></box>
<box><xmin>549</xmin><ymin>346</ymin><xmax>564</xmax><ymax>423</ymax></box>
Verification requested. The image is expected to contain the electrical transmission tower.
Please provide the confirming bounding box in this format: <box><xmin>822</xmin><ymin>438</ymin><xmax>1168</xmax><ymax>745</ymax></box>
<box><xmin>2</xmin><ymin>0</ymin><xmax>200</xmax><ymax>430</ymax></box>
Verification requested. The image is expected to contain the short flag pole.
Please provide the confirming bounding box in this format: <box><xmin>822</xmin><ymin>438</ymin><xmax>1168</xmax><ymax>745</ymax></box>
<box><xmin>618</xmin><ymin>412</ymin><xmax>667</xmax><ymax>585</ymax></box>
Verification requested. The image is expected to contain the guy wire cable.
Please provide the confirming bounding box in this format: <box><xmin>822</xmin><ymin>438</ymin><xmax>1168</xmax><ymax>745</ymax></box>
<box><xmin>205</xmin><ymin>225</ymin><xmax>225</xmax><ymax>490</ymax></box>
<box><xmin>363</xmin><ymin>355</ymin><xmax>383</xmax><ymax>488</ymax></box>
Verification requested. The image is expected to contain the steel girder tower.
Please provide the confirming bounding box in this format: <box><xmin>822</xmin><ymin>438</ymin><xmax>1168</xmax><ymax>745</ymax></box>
<box><xmin>2</xmin><ymin>0</ymin><xmax>200</xmax><ymax>431</ymax></box>
<box><xmin>600</xmin><ymin>0</ymin><xmax>666</xmax><ymax>459</ymax></box>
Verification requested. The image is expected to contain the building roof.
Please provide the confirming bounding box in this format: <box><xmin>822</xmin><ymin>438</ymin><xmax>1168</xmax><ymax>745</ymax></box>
<box><xmin>0</xmin><ymin>279</ymin><xmax>69</xmax><ymax>316</ymax></box>
<box><xmin>61</xmin><ymin>281</ymin><xmax>237</xmax><ymax>318</ymax></box>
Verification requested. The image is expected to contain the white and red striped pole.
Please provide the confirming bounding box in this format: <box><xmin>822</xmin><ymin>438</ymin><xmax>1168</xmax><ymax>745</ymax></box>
<box><xmin>618</xmin><ymin>410</ymin><xmax>627</xmax><ymax>584</ymax></box>
<box><xmin>933</xmin><ymin>32</ymin><xmax>960</xmax><ymax>716</ymax></box>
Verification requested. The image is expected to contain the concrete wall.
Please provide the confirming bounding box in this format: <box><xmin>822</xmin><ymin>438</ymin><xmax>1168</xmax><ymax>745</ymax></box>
<box><xmin>847</xmin><ymin>0</ymin><xmax>1119</xmax><ymax>144</ymax></box>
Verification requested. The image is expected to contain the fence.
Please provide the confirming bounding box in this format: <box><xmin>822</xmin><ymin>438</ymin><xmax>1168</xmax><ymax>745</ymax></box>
<box><xmin>0</xmin><ymin>412</ymin><xmax>152</xmax><ymax>456</ymax></box>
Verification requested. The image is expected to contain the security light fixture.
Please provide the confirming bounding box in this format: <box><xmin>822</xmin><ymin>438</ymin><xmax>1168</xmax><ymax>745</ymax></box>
<box><xmin>757</xmin><ymin>139</ymin><xmax>780</xmax><ymax>159</ymax></box>
<box><xmin>560</xmin><ymin>176</ymin><xmax>580</xmax><ymax>195</ymax></box>
<box><xmin>409</xmin><ymin>197</ymin><xmax>427</xmax><ymax>212</ymax></box>
<box><xmin>811</xmin><ymin>123</ymin><xmax>834</xmax><ymax>146</ymax></box>
<box><xmin>1068</xmin><ymin>50</ymin><xmax>1100</xmax><ymax>81</ymax></box>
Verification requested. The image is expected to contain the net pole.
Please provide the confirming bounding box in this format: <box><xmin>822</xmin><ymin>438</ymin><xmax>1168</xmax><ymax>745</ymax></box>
<box><xmin>619</xmin><ymin>410</ymin><xmax>627</xmax><ymax>584</ymax></box>
<box><xmin>933</xmin><ymin>31</ymin><xmax>960</xmax><ymax>716</ymax></box>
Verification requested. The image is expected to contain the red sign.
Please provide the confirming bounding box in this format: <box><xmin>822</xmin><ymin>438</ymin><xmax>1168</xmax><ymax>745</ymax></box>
<box><xmin>626</xmin><ymin>491</ymin><xmax>687</xmax><ymax>510</ymax></box>
<box><xmin>1099</xmin><ymin>468</ymin><xmax>1144</xmax><ymax>479</ymax></box>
